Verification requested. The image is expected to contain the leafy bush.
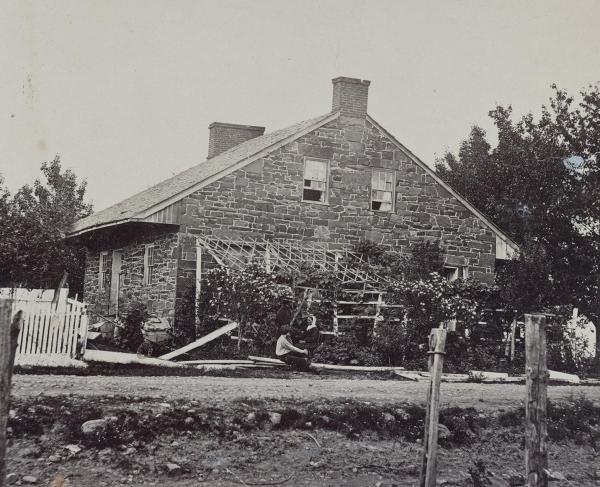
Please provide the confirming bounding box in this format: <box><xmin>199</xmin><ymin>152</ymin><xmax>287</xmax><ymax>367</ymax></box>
<box><xmin>173</xmin><ymin>282</ymin><xmax>197</xmax><ymax>346</ymax></box>
<box><xmin>497</xmin><ymin>407</ymin><xmax>525</xmax><ymax>428</ymax></box>
<box><xmin>197</xmin><ymin>264</ymin><xmax>296</xmax><ymax>353</ymax></box>
<box><xmin>313</xmin><ymin>333</ymin><xmax>381</xmax><ymax>366</ymax></box>
<box><xmin>115</xmin><ymin>301</ymin><xmax>148</xmax><ymax>352</ymax></box>
<box><xmin>547</xmin><ymin>395</ymin><xmax>600</xmax><ymax>445</ymax></box>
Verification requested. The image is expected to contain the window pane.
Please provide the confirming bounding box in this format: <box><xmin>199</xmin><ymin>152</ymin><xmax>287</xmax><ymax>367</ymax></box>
<box><xmin>305</xmin><ymin>159</ymin><xmax>327</xmax><ymax>182</ymax></box>
<box><xmin>372</xmin><ymin>170</ymin><xmax>393</xmax><ymax>190</ymax></box>
<box><xmin>303</xmin><ymin>188</ymin><xmax>324</xmax><ymax>202</ymax></box>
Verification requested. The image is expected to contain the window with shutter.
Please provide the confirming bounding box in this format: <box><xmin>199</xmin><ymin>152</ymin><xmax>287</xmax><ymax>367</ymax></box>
<box><xmin>144</xmin><ymin>245</ymin><xmax>156</xmax><ymax>286</ymax></box>
<box><xmin>302</xmin><ymin>158</ymin><xmax>329</xmax><ymax>203</ymax></box>
<box><xmin>371</xmin><ymin>170</ymin><xmax>395</xmax><ymax>212</ymax></box>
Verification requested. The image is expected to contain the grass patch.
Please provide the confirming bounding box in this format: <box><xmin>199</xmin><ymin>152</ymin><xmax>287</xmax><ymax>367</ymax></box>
<box><xmin>7</xmin><ymin>394</ymin><xmax>600</xmax><ymax>449</ymax></box>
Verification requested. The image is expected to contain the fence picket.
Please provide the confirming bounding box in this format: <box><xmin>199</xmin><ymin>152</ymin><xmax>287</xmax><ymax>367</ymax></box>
<box><xmin>26</xmin><ymin>304</ymin><xmax>39</xmax><ymax>355</ymax></box>
<box><xmin>65</xmin><ymin>303</ymin><xmax>76</xmax><ymax>355</ymax></box>
<box><xmin>41</xmin><ymin>306</ymin><xmax>52</xmax><ymax>354</ymax></box>
<box><xmin>39</xmin><ymin>307</ymin><xmax>50</xmax><ymax>354</ymax></box>
<box><xmin>61</xmin><ymin>304</ymin><xmax>70</xmax><ymax>355</ymax></box>
<box><xmin>5</xmin><ymin>290</ymin><xmax>88</xmax><ymax>360</ymax></box>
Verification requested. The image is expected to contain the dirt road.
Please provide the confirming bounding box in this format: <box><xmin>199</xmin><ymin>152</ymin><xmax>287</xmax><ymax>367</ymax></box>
<box><xmin>12</xmin><ymin>374</ymin><xmax>600</xmax><ymax>409</ymax></box>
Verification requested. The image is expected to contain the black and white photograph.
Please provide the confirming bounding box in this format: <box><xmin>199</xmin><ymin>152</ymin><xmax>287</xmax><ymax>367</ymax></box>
<box><xmin>1</xmin><ymin>1</ymin><xmax>599</xmax><ymax>486</ymax></box>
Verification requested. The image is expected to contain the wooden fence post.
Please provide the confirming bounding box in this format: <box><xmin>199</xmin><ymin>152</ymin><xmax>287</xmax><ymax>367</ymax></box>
<box><xmin>1</xmin><ymin>299</ymin><xmax>22</xmax><ymax>487</ymax></box>
<box><xmin>525</xmin><ymin>313</ymin><xmax>548</xmax><ymax>487</ymax></box>
<box><xmin>510</xmin><ymin>318</ymin><xmax>517</xmax><ymax>363</ymax></box>
<box><xmin>420</xmin><ymin>327</ymin><xmax>447</xmax><ymax>487</ymax></box>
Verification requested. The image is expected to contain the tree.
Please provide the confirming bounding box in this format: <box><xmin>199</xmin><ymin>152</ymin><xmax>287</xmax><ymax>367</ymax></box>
<box><xmin>435</xmin><ymin>85</ymin><xmax>600</xmax><ymax>317</ymax></box>
<box><xmin>0</xmin><ymin>156</ymin><xmax>92</xmax><ymax>294</ymax></box>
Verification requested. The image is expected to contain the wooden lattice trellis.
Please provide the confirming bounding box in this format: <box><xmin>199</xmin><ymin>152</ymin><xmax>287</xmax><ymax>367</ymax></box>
<box><xmin>195</xmin><ymin>235</ymin><xmax>396</xmax><ymax>334</ymax></box>
<box><xmin>196</xmin><ymin>235</ymin><xmax>385</xmax><ymax>288</ymax></box>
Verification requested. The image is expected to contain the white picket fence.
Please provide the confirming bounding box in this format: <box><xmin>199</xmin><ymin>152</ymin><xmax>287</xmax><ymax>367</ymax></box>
<box><xmin>1</xmin><ymin>288</ymin><xmax>89</xmax><ymax>359</ymax></box>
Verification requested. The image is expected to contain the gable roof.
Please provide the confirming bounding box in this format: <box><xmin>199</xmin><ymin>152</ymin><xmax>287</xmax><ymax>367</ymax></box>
<box><xmin>68</xmin><ymin>111</ymin><xmax>339</xmax><ymax>237</ymax></box>
<box><xmin>69</xmin><ymin>110</ymin><xmax>518</xmax><ymax>257</ymax></box>
<box><xmin>366</xmin><ymin>115</ymin><xmax>519</xmax><ymax>256</ymax></box>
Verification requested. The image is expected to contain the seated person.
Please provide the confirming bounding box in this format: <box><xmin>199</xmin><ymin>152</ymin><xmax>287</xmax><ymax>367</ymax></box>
<box><xmin>303</xmin><ymin>315</ymin><xmax>321</xmax><ymax>357</ymax></box>
<box><xmin>276</xmin><ymin>326</ymin><xmax>311</xmax><ymax>371</ymax></box>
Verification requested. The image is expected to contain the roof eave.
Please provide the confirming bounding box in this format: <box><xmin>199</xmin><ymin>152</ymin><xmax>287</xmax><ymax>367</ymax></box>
<box><xmin>137</xmin><ymin>111</ymin><xmax>341</xmax><ymax>219</ymax></box>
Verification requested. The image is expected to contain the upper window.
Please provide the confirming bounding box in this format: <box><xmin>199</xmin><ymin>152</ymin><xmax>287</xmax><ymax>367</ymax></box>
<box><xmin>98</xmin><ymin>252</ymin><xmax>110</xmax><ymax>291</ymax></box>
<box><xmin>143</xmin><ymin>245</ymin><xmax>156</xmax><ymax>286</ymax></box>
<box><xmin>303</xmin><ymin>158</ymin><xmax>329</xmax><ymax>203</ymax></box>
<box><xmin>371</xmin><ymin>170</ymin><xmax>395</xmax><ymax>212</ymax></box>
<box><xmin>442</xmin><ymin>266</ymin><xmax>468</xmax><ymax>282</ymax></box>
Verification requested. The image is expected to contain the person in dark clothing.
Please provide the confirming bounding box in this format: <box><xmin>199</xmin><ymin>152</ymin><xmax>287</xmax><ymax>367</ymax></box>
<box><xmin>275</xmin><ymin>298</ymin><xmax>294</xmax><ymax>329</ymax></box>
<box><xmin>303</xmin><ymin>315</ymin><xmax>321</xmax><ymax>358</ymax></box>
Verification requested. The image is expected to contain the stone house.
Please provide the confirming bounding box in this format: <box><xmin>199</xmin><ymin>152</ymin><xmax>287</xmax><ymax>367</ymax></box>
<box><xmin>67</xmin><ymin>76</ymin><xmax>518</xmax><ymax>326</ymax></box>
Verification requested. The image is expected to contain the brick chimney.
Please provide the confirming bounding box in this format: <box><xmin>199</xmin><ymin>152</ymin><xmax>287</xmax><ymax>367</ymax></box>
<box><xmin>207</xmin><ymin>122</ymin><xmax>265</xmax><ymax>158</ymax></box>
<box><xmin>332</xmin><ymin>77</ymin><xmax>371</xmax><ymax>118</ymax></box>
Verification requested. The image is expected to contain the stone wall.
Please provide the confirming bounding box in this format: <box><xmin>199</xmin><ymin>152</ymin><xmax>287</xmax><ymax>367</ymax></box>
<box><xmin>83</xmin><ymin>227</ymin><xmax>180</xmax><ymax>320</ymax></box>
<box><xmin>178</xmin><ymin>115</ymin><xmax>496</xmax><ymax>283</ymax></box>
<box><xmin>83</xmin><ymin>113</ymin><xmax>498</xmax><ymax>322</ymax></box>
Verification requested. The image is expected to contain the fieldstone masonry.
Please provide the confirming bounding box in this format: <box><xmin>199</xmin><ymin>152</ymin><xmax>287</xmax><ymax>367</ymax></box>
<box><xmin>178</xmin><ymin>115</ymin><xmax>496</xmax><ymax>277</ymax></box>
<box><xmin>82</xmin><ymin>77</ymin><xmax>499</xmax><ymax>323</ymax></box>
<box><xmin>84</xmin><ymin>229</ymin><xmax>180</xmax><ymax>318</ymax></box>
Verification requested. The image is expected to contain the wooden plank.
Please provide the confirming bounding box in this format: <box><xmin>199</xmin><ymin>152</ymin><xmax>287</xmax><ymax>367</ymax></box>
<box><xmin>180</xmin><ymin>359</ymin><xmax>255</xmax><ymax>365</ymax></box>
<box><xmin>63</xmin><ymin>302</ymin><xmax>75</xmax><ymax>356</ymax></box>
<box><xmin>159</xmin><ymin>321</ymin><xmax>238</xmax><ymax>360</ymax></box>
<box><xmin>548</xmin><ymin>370</ymin><xmax>579</xmax><ymax>384</ymax></box>
<box><xmin>525</xmin><ymin>313</ymin><xmax>548</xmax><ymax>487</ymax></box>
<box><xmin>248</xmin><ymin>356</ymin><xmax>286</xmax><ymax>365</ymax></box>
<box><xmin>420</xmin><ymin>328</ymin><xmax>447</xmax><ymax>487</ymax></box>
<box><xmin>311</xmin><ymin>363</ymin><xmax>407</xmax><ymax>372</ymax></box>
<box><xmin>28</xmin><ymin>304</ymin><xmax>41</xmax><ymax>355</ymax></box>
<box><xmin>84</xmin><ymin>349</ymin><xmax>183</xmax><ymax>367</ymax></box>
<box><xmin>79</xmin><ymin>308</ymin><xmax>89</xmax><ymax>357</ymax></box>
<box><xmin>336</xmin><ymin>315</ymin><xmax>378</xmax><ymax>319</ymax></box>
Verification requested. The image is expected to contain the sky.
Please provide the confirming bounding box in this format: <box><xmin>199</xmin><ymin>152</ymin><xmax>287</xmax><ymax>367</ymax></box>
<box><xmin>1</xmin><ymin>0</ymin><xmax>599</xmax><ymax>212</ymax></box>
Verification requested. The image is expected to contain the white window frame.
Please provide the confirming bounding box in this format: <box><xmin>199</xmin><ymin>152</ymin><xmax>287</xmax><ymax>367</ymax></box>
<box><xmin>371</xmin><ymin>170</ymin><xmax>395</xmax><ymax>212</ymax></box>
<box><xmin>98</xmin><ymin>251</ymin><xmax>109</xmax><ymax>291</ymax></box>
<box><xmin>302</xmin><ymin>158</ymin><xmax>329</xmax><ymax>204</ymax></box>
<box><xmin>143</xmin><ymin>245</ymin><xmax>156</xmax><ymax>286</ymax></box>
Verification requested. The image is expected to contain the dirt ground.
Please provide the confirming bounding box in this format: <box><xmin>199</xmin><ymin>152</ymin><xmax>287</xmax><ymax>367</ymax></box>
<box><xmin>12</xmin><ymin>374</ymin><xmax>600</xmax><ymax>410</ymax></box>
<box><xmin>5</xmin><ymin>392</ymin><xmax>600</xmax><ymax>487</ymax></box>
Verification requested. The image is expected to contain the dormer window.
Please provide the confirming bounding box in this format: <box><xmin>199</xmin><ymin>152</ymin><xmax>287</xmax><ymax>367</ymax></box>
<box><xmin>371</xmin><ymin>170</ymin><xmax>395</xmax><ymax>212</ymax></box>
<box><xmin>303</xmin><ymin>158</ymin><xmax>329</xmax><ymax>203</ymax></box>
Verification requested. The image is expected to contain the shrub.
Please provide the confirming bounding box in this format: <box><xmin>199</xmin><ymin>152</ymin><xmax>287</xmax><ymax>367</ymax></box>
<box><xmin>547</xmin><ymin>395</ymin><xmax>600</xmax><ymax>445</ymax></box>
<box><xmin>313</xmin><ymin>333</ymin><xmax>381</xmax><ymax>366</ymax></box>
<box><xmin>497</xmin><ymin>407</ymin><xmax>524</xmax><ymax>428</ymax></box>
<box><xmin>174</xmin><ymin>282</ymin><xmax>197</xmax><ymax>346</ymax></box>
<box><xmin>115</xmin><ymin>301</ymin><xmax>148</xmax><ymax>352</ymax></box>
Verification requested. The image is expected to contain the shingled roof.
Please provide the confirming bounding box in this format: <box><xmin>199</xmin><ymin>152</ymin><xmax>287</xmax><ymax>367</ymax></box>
<box><xmin>68</xmin><ymin>111</ymin><xmax>338</xmax><ymax>237</ymax></box>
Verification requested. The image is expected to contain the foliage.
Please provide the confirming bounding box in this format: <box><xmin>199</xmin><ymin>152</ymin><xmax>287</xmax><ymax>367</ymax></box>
<box><xmin>115</xmin><ymin>301</ymin><xmax>148</xmax><ymax>352</ymax></box>
<box><xmin>468</xmin><ymin>459</ymin><xmax>492</xmax><ymax>487</ymax></box>
<box><xmin>377</xmin><ymin>272</ymin><xmax>498</xmax><ymax>366</ymax></box>
<box><xmin>312</xmin><ymin>333</ymin><xmax>381</xmax><ymax>366</ymax></box>
<box><xmin>547</xmin><ymin>395</ymin><xmax>600</xmax><ymax>446</ymax></box>
<box><xmin>350</xmin><ymin>239</ymin><xmax>444</xmax><ymax>281</ymax></box>
<box><xmin>197</xmin><ymin>264</ymin><xmax>294</xmax><ymax>350</ymax></box>
<box><xmin>173</xmin><ymin>283</ymin><xmax>198</xmax><ymax>346</ymax></box>
<box><xmin>435</xmin><ymin>85</ymin><xmax>600</xmax><ymax>318</ymax></box>
<box><xmin>0</xmin><ymin>156</ymin><xmax>92</xmax><ymax>294</ymax></box>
